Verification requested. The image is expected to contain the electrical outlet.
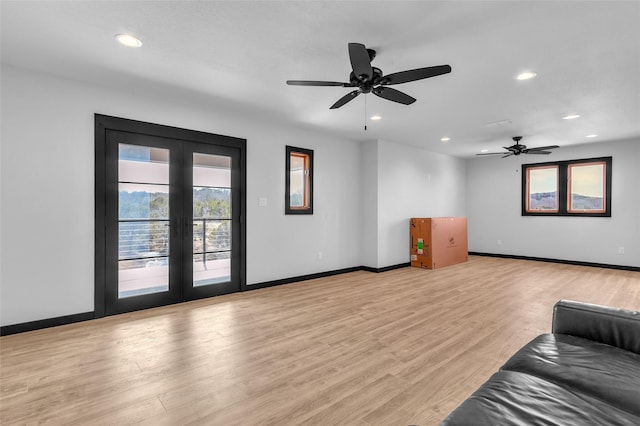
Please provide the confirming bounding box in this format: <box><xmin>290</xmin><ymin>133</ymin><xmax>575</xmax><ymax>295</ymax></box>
<box><xmin>618</xmin><ymin>247</ymin><xmax>625</xmax><ymax>255</ymax></box>
<box><xmin>496</xmin><ymin>239</ymin><xmax>502</xmax><ymax>246</ymax></box>
<box><xmin>317</xmin><ymin>251</ymin><xmax>323</xmax><ymax>260</ymax></box>
<box><xmin>258</xmin><ymin>197</ymin><xmax>267</xmax><ymax>207</ymax></box>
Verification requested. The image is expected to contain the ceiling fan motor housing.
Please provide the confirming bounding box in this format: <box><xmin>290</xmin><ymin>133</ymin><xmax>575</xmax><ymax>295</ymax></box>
<box><xmin>351</xmin><ymin>68</ymin><xmax>383</xmax><ymax>93</ymax></box>
<box><xmin>367</xmin><ymin>48</ymin><xmax>376</xmax><ymax>62</ymax></box>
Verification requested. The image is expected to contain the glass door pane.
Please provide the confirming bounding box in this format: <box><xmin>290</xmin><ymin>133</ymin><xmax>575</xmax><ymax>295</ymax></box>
<box><xmin>192</xmin><ymin>153</ymin><xmax>232</xmax><ymax>287</ymax></box>
<box><xmin>117</xmin><ymin>144</ymin><xmax>170</xmax><ymax>298</ymax></box>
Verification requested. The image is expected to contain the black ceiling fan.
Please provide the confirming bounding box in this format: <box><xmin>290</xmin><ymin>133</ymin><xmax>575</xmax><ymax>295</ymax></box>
<box><xmin>477</xmin><ymin>136</ymin><xmax>559</xmax><ymax>158</ymax></box>
<box><xmin>286</xmin><ymin>42</ymin><xmax>452</xmax><ymax>109</ymax></box>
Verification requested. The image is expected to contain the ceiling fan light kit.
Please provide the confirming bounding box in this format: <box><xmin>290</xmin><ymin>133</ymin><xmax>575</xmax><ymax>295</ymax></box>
<box><xmin>286</xmin><ymin>42</ymin><xmax>452</xmax><ymax>110</ymax></box>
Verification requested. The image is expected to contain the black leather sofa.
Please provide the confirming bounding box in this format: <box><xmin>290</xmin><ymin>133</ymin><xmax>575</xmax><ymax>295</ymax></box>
<box><xmin>441</xmin><ymin>300</ymin><xmax>640</xmax><ymax>425</ymax></box>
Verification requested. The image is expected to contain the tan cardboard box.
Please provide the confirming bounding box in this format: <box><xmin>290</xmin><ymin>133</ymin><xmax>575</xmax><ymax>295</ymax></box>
<box><xmin>410</xmin><ymin>217</ymin><xmax>468</xmax><ymax>269</ymax></box>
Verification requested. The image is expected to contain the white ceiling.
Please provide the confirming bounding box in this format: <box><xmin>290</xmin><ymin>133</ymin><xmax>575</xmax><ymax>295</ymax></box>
<box><xmin>2</xmin><ymin>1</ymin><xmax>639</xmax><ymax>158</ymax></box>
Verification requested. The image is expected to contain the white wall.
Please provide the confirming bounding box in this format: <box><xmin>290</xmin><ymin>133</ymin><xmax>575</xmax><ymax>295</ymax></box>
<box><xmin>0</xmin><ymin>64</ymin><xmax>362</xmax><ymax>326</ymax></box>
<box><xmin>360</xmin><ymin>140</ymin><xmax>379</xmax><ymax>268</ymax></box>
<box><xmin>466</xmin><ymin>139</ymin><xmax>640</xmax><ymax>267</ymax></box>
<box><xmin>11</xmin><ymin>60</ymin><xmax>631</xmax><ymax>328</ymax></box>
<box><xmin>247</xmin><ymin>126</ymin><xmax>362</xmax><ymax>282</ymax></box>
<box><xmin>363</xmin><ymin>139</ymin><xmax>467</xmax><ymax>268</ymax></box>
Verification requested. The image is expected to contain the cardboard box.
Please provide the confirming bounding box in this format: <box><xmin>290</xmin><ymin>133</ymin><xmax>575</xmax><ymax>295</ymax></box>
<box><xmin>410</xmin><ymin>217</ymin><xmax>468</xmax><ymax>269</ymax></box>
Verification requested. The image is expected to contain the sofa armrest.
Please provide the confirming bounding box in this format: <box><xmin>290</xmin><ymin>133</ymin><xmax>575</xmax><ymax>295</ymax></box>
<box><xmin>552</xmin><ymin>300</ymin><xmax>640</xmax><ymax>354</ymax></box>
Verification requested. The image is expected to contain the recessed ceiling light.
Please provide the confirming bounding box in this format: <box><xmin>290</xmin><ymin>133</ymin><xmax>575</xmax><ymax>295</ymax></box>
<box><xmin>480</xmin><ymin>149</ymin><xmax>489</xmax><ymax>153</ymax></box>
<box><xmin>586</xmin><ymin>134</ymin><xmax>598</xmax><ymax>138</ymax></box>
<box><xmin>562</xmin><ymin>114</ymin><xmax>580</xmax><ymax>120</ymax></box>
<box><xmin>441</xmin><ymin>137</ymin><xmax>451</xmax><ymax>142</ymax></box>
<box><xmin>516</xmin><ymin>71</ymin><xmax>537</xmax><ymax>80</ymax></box>
<box><xmin>115</xmin><ymin>34</ymin><xmax>142</xmax><ymax>48</ymax></box>
<box><xmin>370</xmin><ymin>115</ymin><xmax>382</xmax><ymax>121</ymax></box>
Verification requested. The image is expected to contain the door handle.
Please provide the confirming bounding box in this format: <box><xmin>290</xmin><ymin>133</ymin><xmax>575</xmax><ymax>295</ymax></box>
<box><xmin>184</xmin><ymin>218</ymin><xmax>191</xmax><ymax>237</ymax></box>
<box><xmin>172</xmin><ymin>217</ymin><xmax>179</xmax><ymax>237</ymax></box>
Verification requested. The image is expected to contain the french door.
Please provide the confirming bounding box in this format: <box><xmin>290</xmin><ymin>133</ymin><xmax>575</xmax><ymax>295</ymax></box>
<box><xmin>96</xmin><ymin>116</ymin><xmax>245</xmax><ymax>316</ymax></box>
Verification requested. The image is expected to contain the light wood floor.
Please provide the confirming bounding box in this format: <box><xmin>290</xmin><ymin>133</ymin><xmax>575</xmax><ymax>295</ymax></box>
<box><xmin>1</xmin><ymin>256</ymin><xmax>639</xmax><ymax>425</ymax></box>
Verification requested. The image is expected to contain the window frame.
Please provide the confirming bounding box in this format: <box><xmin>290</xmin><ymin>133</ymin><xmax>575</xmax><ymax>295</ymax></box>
<box><xmin>525</xmin><ymin>164</ymin><xmax>560</xmax><ymax>213</ymax></box>
<box><xmin>285</xmin><ymin>145</ymin><xmax>314</xmax><ymax>215</ymax></box>
<box><xmin>567</xmin><ymin>160</ymin><xmax>608</xmax><ymax>214</ymax></box>
<box><xmin>522</xmin><ymin>156</ymin><xmax>612</xmax><ymax>217</ymax></box>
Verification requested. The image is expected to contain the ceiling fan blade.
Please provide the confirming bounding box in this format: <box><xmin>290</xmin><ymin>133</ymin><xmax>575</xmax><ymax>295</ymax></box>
<box><xmin>524</xmin><ymin>151</ymin><xmax>552</xmax><ymax>155</ymax></box>
<box><xmin>348</xmin><ymin>43</ymin><xmax>373</xmax><ymax>81</ymax></box>
<box><xmin>372</xmin><ymin>86</ymin><xmax>416</xmax><ymax>105</ymax></box>
<box><xmin>502</xmin><ymin>153</ymin><xmax>514</xmax><ymax>158</ymax></box>
<box><xmin>286</xmin><ymin>80</ymin><xmax>353</xmax><ymax>87</ymax></box>
<box><xmin>330</xmin><ymin>90</ymin><xmax>360</xmax><ymax>109</ymax></box>
<box><xmin>525</xmin><ymin>145</ymin><xmax>560</xmax><ymax>151</ymax></box>
<box><xmin>382</xmin><ymin>65</ymin><xmax>452</xmax><ymax>85</ymax></box>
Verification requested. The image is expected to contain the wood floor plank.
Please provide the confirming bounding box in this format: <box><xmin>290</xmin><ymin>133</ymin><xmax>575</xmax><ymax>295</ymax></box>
<box><xmin>1</xmin><ymin>256</ymin><xmax>638</xmax><ymax>425</ymax></box>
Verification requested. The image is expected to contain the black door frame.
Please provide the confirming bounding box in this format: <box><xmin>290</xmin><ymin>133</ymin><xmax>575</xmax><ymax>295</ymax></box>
<box><xmin>95</xmin><ymin>114</ymin><xmax>246</xmax><ymax>318</ymax></box>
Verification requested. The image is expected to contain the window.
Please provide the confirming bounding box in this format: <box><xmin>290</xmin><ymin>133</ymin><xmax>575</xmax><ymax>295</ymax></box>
<box><xmin>568</xmin><ymin>161</ymin><xmax>607</xmax><ymax>213</ymax></box>
<box><xmin>522</xmin><ymin>157</ymin><xmax>611</xmax><ymax>217</ymax></box>
<box><xmin>526</xmin><ymin>165</ymin><xmax>559</xmax><ymax>213</ymax></box>
<box><xmin>285</xmin><ymin>146</ymin><xmax>313</xmax><ymax>214</ymax></box>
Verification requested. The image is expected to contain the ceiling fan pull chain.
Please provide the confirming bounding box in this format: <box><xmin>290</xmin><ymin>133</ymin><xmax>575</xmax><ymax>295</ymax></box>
<box><xmin>364</xmin><ymin>94</ymin><xmax>367</xmax><ymax>131</ymax></box>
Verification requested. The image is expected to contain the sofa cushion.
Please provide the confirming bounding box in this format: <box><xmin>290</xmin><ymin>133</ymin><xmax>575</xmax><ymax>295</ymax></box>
<box><xmin>501</xmin><ymin>333</ymin><xmax>640</xmax><ymax>416</ymax></box>
<box><xmin>440</xmin><ymin>370</ymin><xmax>640</xmax><ymax>426</ymax></box>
